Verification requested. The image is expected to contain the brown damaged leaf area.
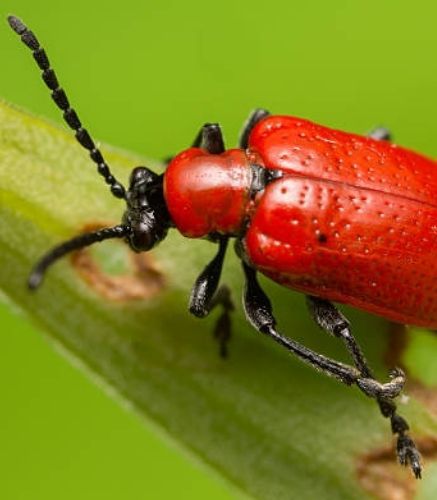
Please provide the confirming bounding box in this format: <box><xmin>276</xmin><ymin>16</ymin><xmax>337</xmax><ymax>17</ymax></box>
<box><xmin>357</xmin><ymin>437</ymin><xmax>437</xmax><ymax>500</ymax></box>
<box><xmin>70</xmin><ymin>222</ymin><xmax>165</xmax><ymax>301</ymax></box>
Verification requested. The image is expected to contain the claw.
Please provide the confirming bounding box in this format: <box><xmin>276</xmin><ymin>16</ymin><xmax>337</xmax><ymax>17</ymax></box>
<box><xmin>397</xmin><ymin>434</ymin><xmax>422</xmax><ymax>479</ymax></box>
<box><xmin>389</xmin><ymin>367</ymin><xmax>405</xmax><ymax>380</ymax></box>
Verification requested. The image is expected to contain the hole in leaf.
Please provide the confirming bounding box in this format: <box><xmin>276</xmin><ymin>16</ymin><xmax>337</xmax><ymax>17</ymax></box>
<box><xmin>70</xmin><ymin>221</ymin><xmax>165</xmax><ymax>302</ymax></box>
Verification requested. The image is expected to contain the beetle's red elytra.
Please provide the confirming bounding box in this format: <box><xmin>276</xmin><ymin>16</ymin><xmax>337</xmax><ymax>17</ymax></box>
<box><xmin>8</xmin><ymin>14</ymin><xmax>434</xmax><ymax>479</ymax></box>
<box><xmin>248</xmin><ymin>116</ymin><xmax>437</xmax><ymax>327</ymax></box>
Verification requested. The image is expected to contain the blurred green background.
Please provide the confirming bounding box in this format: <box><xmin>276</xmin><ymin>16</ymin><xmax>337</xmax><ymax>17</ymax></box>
<box><xmin>0</xmin><ymin>1</ymin><xmax>436</xmax><ymax>498</ymax></box>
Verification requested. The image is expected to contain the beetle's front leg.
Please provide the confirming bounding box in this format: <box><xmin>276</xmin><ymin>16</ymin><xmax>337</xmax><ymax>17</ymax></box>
<box><xmin>189</xmin><ymin>236</ymin><xmax>234</xmax><ymax>357</ymax></box>
<box><xmin>241</xmin><ymin>263</ymin><xmax>422</xmax><ymax>478</ymax></box>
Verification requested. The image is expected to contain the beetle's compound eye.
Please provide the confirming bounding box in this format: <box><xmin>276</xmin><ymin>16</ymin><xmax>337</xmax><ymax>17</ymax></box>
<box><xmin>128</xmin><ymin>218</ymin><xmax>158</xmax><ymax>252</ymax></box>
<box><xmin>126</xmin><ymin>215</ymin><xmax>169</xmax><ymax>253</ymax></box>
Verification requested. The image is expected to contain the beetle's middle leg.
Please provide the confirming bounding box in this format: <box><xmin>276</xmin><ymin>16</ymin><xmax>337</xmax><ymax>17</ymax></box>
<box><xmin>189</xmin><ymin>236</ymin><xmax>235</xmax><ymax>358</ymax></box>
<box><xmin>241</xmin><ymin>262</ymin><xmax>422</xmax><ymax>478</ymax></box>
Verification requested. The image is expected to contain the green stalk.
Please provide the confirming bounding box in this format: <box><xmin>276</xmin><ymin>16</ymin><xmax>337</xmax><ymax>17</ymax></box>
<box><xmin>0</xmin><ymin>100</ymin><xmax>436</xmax><ymax>499</ymax></box>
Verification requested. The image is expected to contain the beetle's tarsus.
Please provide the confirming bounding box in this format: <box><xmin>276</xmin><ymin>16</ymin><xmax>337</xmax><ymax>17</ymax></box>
<box><xmin>356</xmin><ymin>370</ymin><xmax>405</xmax><ymax>399</ymax></box>
<box><xmin>306</xmin><ymin>295</ymin><xmax>422</xmax><ymax>478</ymax></box>
<box><xmin>397</xmin><ymin>433</ymin><xmax>422</xmax><ymax>478</ymax></box>
<box><xmin>382</xmin><ymin>402</ymin><xmax>422</xmax><ymax>477</ymax></box>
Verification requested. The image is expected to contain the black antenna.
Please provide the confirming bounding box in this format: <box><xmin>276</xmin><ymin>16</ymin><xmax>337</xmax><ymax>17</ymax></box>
<box><xmin>28</xmin><ymin>225</ymin><xmax>129</xmax><ymax>289</ymax></box>
<box><xmin>7</xmin><ymin>15</ymin><xmax>126</xmax><ymax>200</ymax></box>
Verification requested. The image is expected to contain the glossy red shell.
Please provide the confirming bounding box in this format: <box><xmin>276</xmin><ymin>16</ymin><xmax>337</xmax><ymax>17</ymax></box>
<box><xmin>245</xmin><ymin>115</ymin><xmax>437</xmax><ymax>328</ymax></box>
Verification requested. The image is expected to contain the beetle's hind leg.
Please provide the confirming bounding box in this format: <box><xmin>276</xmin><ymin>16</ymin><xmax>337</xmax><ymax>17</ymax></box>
<box><xmin>189</xmin><ymin>236</ymin><xmax>235</xmax><ymax>358</ymax></box>
<box><xmin>240</xmin><ymin>261</ymin><xmax>421</xmax><ymax>477</ymax></box>
<box><xmin>306</xmin><ymin>295</ymin><xmax>422</xmax><ymax>478</ymax></box>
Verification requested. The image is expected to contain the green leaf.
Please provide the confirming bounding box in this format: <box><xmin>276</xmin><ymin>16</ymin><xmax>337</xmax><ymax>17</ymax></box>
<box><xmin>0</xmin><ymin>100</ymin><xmax>436</xmax><ymax>499</ymax></box>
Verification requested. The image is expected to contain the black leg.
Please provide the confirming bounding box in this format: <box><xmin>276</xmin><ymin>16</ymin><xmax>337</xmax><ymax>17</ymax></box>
<box><xmin>241</xmin><ymin>263</ymin><xmax>421</xmax><ymax>477</ymax></box>
<box><xmin>163</xmin><ymin>123</ymin><xmax>225</xmax><ymax>168</ymax></box>
<box><xmin>239</xmin><ymin>108</ymin><xmax>270</xmax><ymax>149</ymax></box>
<box><xmin>191</xmin><ymin>123</ymin><xmax>225</xmax><ymax>154</ymax></box>
<box><xmin>28</xmin><ymin>225</ymin><xmax>129</xmax><ymax>290</ymax></box>
<box><xmin>189</xmin><ymin>237</ymin><xmax>234</xmax><ymax>357</ymax></box>
<box><xmin>368</xmin><ymin>126</ymin><xmax>392</xmax><ymax>141</ymax></box>
<box><xmin>305</xmin><ymin>295</ymin><xmax>421</xmax><ymax>478</ymax></box>
<box><xmin>189</xmin><ymin>237</ymin><xmax>228</xmax><ymax>316</ymax></box>
<box><xmin>306</xmin><ymin>296</ymin><xmax>372</xmax><ymax>377</ymax></box>
<box><xmin>8</xmin><ymin>16</ymin><xmax>126</xmax><ymax>199</ymax></box>
<box><xmin>243</xmin><ymin>263</ymin><xmax>362</xmax><ymax>383</ymax></box>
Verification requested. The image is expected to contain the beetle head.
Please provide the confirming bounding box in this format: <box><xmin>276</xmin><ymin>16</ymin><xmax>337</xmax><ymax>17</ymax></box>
<box><xmin>123</xmin><ymin>166</ymin><xmax>171</xmax><ymax>252</ymax></box>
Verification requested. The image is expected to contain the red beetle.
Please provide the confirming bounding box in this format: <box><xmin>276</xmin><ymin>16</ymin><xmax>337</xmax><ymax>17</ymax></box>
<box><xmin>9</xmin><ymin>15</ymin><xmax>436</xmax><ymax>478</ymax></box>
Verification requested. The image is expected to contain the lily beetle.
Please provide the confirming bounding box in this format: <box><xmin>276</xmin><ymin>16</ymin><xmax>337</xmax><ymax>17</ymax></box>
<box><xmin>8</xmin><ymin>14</ymin><xmax>437</xmax><ymax>479</ymax></box>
